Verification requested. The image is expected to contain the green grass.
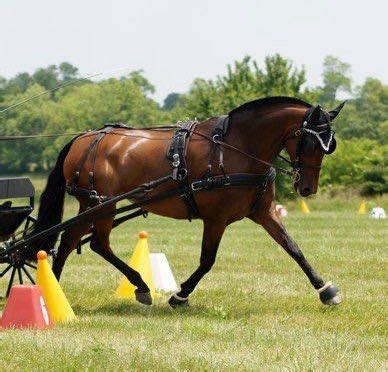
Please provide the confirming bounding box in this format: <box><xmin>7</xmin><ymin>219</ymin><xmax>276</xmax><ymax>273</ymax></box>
<box><xmin>0</xmin><ymin>178</ymin><xmax>387</xmax><ymax>370</ymax></box>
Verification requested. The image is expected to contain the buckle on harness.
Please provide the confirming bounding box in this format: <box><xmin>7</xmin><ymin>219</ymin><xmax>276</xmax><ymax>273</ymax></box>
<box><xmin>191</xmin><ymin>175</ymin><xmax>231</xmax><ymax>191</ymax></box>
<box><xmin>191</xmin><ymin>180</ymin><xmax>204</xmax><ymax>191</ymax></box>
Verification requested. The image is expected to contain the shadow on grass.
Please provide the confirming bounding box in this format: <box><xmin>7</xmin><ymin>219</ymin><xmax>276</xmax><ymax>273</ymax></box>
<box><xmin>72</xmin><ymin>293</ymin><xmax>345</xmax><ymax>324</ymax></box>
<box><xmin>73</xmin><ymin>300</ymin><xmax>211</xmax><ymax>319</ymax></box>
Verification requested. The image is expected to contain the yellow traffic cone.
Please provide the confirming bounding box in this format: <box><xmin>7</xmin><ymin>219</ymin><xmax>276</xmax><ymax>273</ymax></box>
<box><xmin>300</xmin><ymin>198</ymin><xmax>310</xmax><ymax>214</ymax></box>
<box><xmin>36</xmin><ymin>250</ymin><xmax>76</xmax><ymax>323</ymax></box>
<box><xmin>358</xmin><ymin>199</ymin><xmax>367</xmax><ymax>214</ymax></box>
<box><xmin>115</xmin><ymin>231</ymin><xmax>156</xmax><ymax>300</ymax></box>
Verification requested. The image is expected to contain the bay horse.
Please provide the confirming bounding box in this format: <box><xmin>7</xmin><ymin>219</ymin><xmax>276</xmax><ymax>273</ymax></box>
<box><xmin>33</xmin><ymin>97</ymin><xmax>345</xmax><ymax>307</ymax></box>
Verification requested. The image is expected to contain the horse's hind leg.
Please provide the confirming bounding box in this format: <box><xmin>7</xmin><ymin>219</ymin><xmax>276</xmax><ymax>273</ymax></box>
<box><xmin>250</xmin><ymin>204</ymin><xmax>340</xmax><ymax>305</ymax></box>
<box><xmin>169</xmin><ymin>219</ymin><xmax>226</xmax><ymax>308</ymax></box>
<box><xmin>53</xmin><ymin>205</ymin><xmax>90</xmax><ymax>280</ymax></box>
<box><xmin>90</xmin><ymin>214</ymin><xmax>152</xmax><ymax>305</ymax></box>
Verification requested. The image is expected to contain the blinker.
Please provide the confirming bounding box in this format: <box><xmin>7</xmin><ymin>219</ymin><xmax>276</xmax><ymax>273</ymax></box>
<box><xmin>302</xmin><ymin>127</ymin><xmax>336</xmax><ymax>154</ymax></box>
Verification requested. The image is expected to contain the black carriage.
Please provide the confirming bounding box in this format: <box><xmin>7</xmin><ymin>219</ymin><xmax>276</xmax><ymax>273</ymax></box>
<box><xmin>0</xmin><ymin>177</ymin><xmax>37</xmax><ymax>297</ymax></box>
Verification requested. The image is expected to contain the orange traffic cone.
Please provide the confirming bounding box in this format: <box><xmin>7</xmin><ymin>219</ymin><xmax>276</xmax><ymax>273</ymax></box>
<box><xmin>300</xmin><ymin>198</ymin><xmax>310</xmax><ymax>214</ymax></box>
<box><xmin>358</xmin><ymin>200</ymin><xmax>367</xmax><ymax>214</ymax></box>
<box><xmin>115</xmin><ymin>231</ymin><xmax>156</xmax><ymax>300</ymax></box>
<box><xmin>0</xmin><ymin>285</ymin><xmax>52</xmax><ymax>329</ymax></box>
<box><xmin>36</xmin><ymin>250</ymin><xmax>76</xmax><ymax>323</ymax></box>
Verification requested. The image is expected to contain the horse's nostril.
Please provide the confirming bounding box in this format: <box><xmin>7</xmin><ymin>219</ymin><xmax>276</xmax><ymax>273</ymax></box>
<box><xmin>302</xmin><ymin>187</ymin><xmax>311</xmax><ymax>195</ymax></box>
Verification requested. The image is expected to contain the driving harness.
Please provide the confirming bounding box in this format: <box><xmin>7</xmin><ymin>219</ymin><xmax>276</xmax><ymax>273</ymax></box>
<box><xmin>166</xmin><ymin>116</ymin><xmax>275</xmax><ymax>220</ymax></box>
<box><xmin>67</xmin><ymin>117</ymin><xmax>276</xmax><ymax>221</ymax></box>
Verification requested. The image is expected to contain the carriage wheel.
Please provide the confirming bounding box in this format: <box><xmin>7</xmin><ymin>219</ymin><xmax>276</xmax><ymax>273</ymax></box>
<box><xmin>0</xmin><ymin>216</ymin><xmax>37</xmax><ymax>298</ymax></box>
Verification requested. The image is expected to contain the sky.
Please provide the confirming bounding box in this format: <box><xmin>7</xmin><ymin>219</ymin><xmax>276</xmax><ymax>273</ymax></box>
<box><xmin>1</xmin><ymin>0</ymin><xmax>386</xmax><ymax>102</ymax></box>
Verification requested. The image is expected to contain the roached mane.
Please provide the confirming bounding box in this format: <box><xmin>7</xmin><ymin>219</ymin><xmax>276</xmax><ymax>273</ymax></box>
<box><xmin>229</xmin><ymin>96</ymin><xmax>312</xmax><ymax>116</ymax></box>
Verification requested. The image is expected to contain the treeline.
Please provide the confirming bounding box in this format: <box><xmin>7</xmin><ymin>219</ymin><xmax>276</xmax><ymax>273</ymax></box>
<box><xmin>0</xmin><ymin>55</ymin><xmax>386</xmax><ymax>196</ymax></box>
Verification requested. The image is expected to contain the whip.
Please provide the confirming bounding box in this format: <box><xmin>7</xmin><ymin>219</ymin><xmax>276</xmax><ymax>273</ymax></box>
<box><xmin>0</xmin><ymin>66</ymin><xmax>133</xmax><ymax>115</ymax></box>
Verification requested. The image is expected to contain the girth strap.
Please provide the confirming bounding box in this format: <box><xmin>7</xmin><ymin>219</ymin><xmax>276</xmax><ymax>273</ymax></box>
<box><xmin>191</xmin><ymin>169</ymin><xmax>276</xmax><ymax>192</ymax></box>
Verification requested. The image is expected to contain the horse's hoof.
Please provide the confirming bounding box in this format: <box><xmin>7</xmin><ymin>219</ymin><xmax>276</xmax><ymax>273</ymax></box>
<box><xmin>318</xmin><ymin>281</ymin><xmax>341</xmax><ymax>305</ymax></box>
<box><xmin>135</xmin><ymin>289</ymin><xmax>152</xmax><ymax>305</ymax></box>
<box><xmin>168</xmin><ymin>293</ymin><xmax>189</xmax><ymax>308</ymax></box>
<box><xmin>323</xmin><ymin>295</ymin><xmax>341</xmax><ymax>305</ymax></box>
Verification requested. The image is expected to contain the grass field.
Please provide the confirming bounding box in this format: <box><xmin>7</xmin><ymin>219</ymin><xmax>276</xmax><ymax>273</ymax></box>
<box><xmin>0</xmin><ymin>176</ymin><xmax>387</xmax><ymax>370</ymax></box>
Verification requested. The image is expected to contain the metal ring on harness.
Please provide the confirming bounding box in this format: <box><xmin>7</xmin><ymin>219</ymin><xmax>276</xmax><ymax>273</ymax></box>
<box><xmin>172</xmin><ymin>153</ymin><xmax>180</xmax><ymax>168</ymax></box>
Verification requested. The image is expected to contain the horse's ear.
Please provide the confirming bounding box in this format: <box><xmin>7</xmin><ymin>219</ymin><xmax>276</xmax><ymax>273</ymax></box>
<box><xmin>308</xmin><ymin>105</ymin><xmax>321</xmax><ymax>125</ymax></box>
<box><xmin>329</xmin><ymin>101</ymin><xmax>346</xmax><ymax>121</ymax></box>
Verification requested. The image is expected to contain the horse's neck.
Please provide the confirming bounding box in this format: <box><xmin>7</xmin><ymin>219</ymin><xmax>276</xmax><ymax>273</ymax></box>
<box><xmin>228</xmin><ymin>107</ymin><xmax>304</xmax><ymax>170</ymax></box>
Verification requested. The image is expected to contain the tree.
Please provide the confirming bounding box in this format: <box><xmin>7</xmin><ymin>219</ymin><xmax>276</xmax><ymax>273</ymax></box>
<box><xmin>59</xmin><ymin>62</ymin><xmax>79</xmax><ymax>81</ymax></box>
<box><xmin>163</xmin><ymin>93</ymin><xmax>183</xmax><ymax>110</ymax></box>
<box><xmin>319</xmin><ymin>56</ymin><xmax>352</xmax><ymax>106</ymax></box>
<box><xmin>320</xmin><ymin>138</ymin><xmax>387</xmax><ymax>196</ymax></box>
<box><xmin>0</xmin><ymin>84</ymin><xmax>54</xmax><ymax>172</ymax></box>
<box><xmin>0</xmin><ymin>76</ymin><xmax>7</xmax><ymax>102</ymax></box>
<box><xmin>5</xmin><ymin>72</ymin><xmax>34</xmax><ymax>95</ymax></box>
<box><xmin>32</xmin><ymin>65</ymin><xmax>59</xmax><ymax>90</ymax></box>
<box><xmin>259</xmin><ymin>54</ymin><xmax>307</xmax><ymax>96</ymax></box>
<box><xmin>335</xmin><ymin>78</ymin><xmax>388</xmax><ymax>142</ymax></box>
<box><xmin>125</xmin><ymin>70</ymin><xmax>155</xmax><ymax>96</ymax></box>
<box><xmin>182</xmin><ymin>54</ymin><xmax>311</xmax><ymax>119</ymax></box>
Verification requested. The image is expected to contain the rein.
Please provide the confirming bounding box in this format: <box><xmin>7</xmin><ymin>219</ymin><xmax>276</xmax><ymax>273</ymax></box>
<box><xmin>187</xmin><ymin>128</ymin><xmax>293</xmax><ymax>176</ymax></box>
<box><xmin>0</xmin><ymin>132</ymin><xmax>87</xmax><ymax>141</ymax></box>
<box><xmin>0</xmin><ymin>125</ymin><xmax>179</xmax><ymax>141</ymax></box>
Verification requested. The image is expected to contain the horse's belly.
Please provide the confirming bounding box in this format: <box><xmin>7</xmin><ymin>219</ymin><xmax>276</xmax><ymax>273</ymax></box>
<box><xmin>142</xmin><ymin>188</ymin><xmax>257</xmax><ymax>222</ymax></box>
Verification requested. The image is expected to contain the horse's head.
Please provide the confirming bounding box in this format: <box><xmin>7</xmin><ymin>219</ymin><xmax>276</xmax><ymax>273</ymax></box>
<box><xmin>285</xmin><ymin>102</ymin><xmax>345</xmax><ymax>197</ymax></box>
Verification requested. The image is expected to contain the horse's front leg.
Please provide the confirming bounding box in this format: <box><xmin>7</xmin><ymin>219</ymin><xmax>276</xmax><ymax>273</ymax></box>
<box><xmin>250</xmin><ymin>204</ymin><xmax>341</xmax><ymax>305</ymax></box>
<box><xmin>169</xmin><ymin>219</ymin><xmax>226</xmax><ymax>308</ymax></box>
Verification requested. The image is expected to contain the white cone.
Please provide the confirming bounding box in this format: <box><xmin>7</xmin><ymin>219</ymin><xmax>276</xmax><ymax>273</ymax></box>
<box><xmin>150</xmin><ymin>253</ymin><xmax>178</xmax><ymax>292</ymax></box>
<box><xmin>370</xmin><ymin>207</ymin><xmax>386</xmax><ymax>219</ymax></box>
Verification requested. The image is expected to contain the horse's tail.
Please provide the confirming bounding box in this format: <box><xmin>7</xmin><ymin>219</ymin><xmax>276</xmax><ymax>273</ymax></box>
<box><xmin>29</xmin><ymin>139</ymin><xmax>76</xmax><ymax>256</ymax></box>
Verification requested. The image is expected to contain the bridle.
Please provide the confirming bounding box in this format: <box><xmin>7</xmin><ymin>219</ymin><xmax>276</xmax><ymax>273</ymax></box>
<box><xmin>278</xmin><ymin>106</ymin><xmax>336</xmax><ymax>185</ymax></box>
